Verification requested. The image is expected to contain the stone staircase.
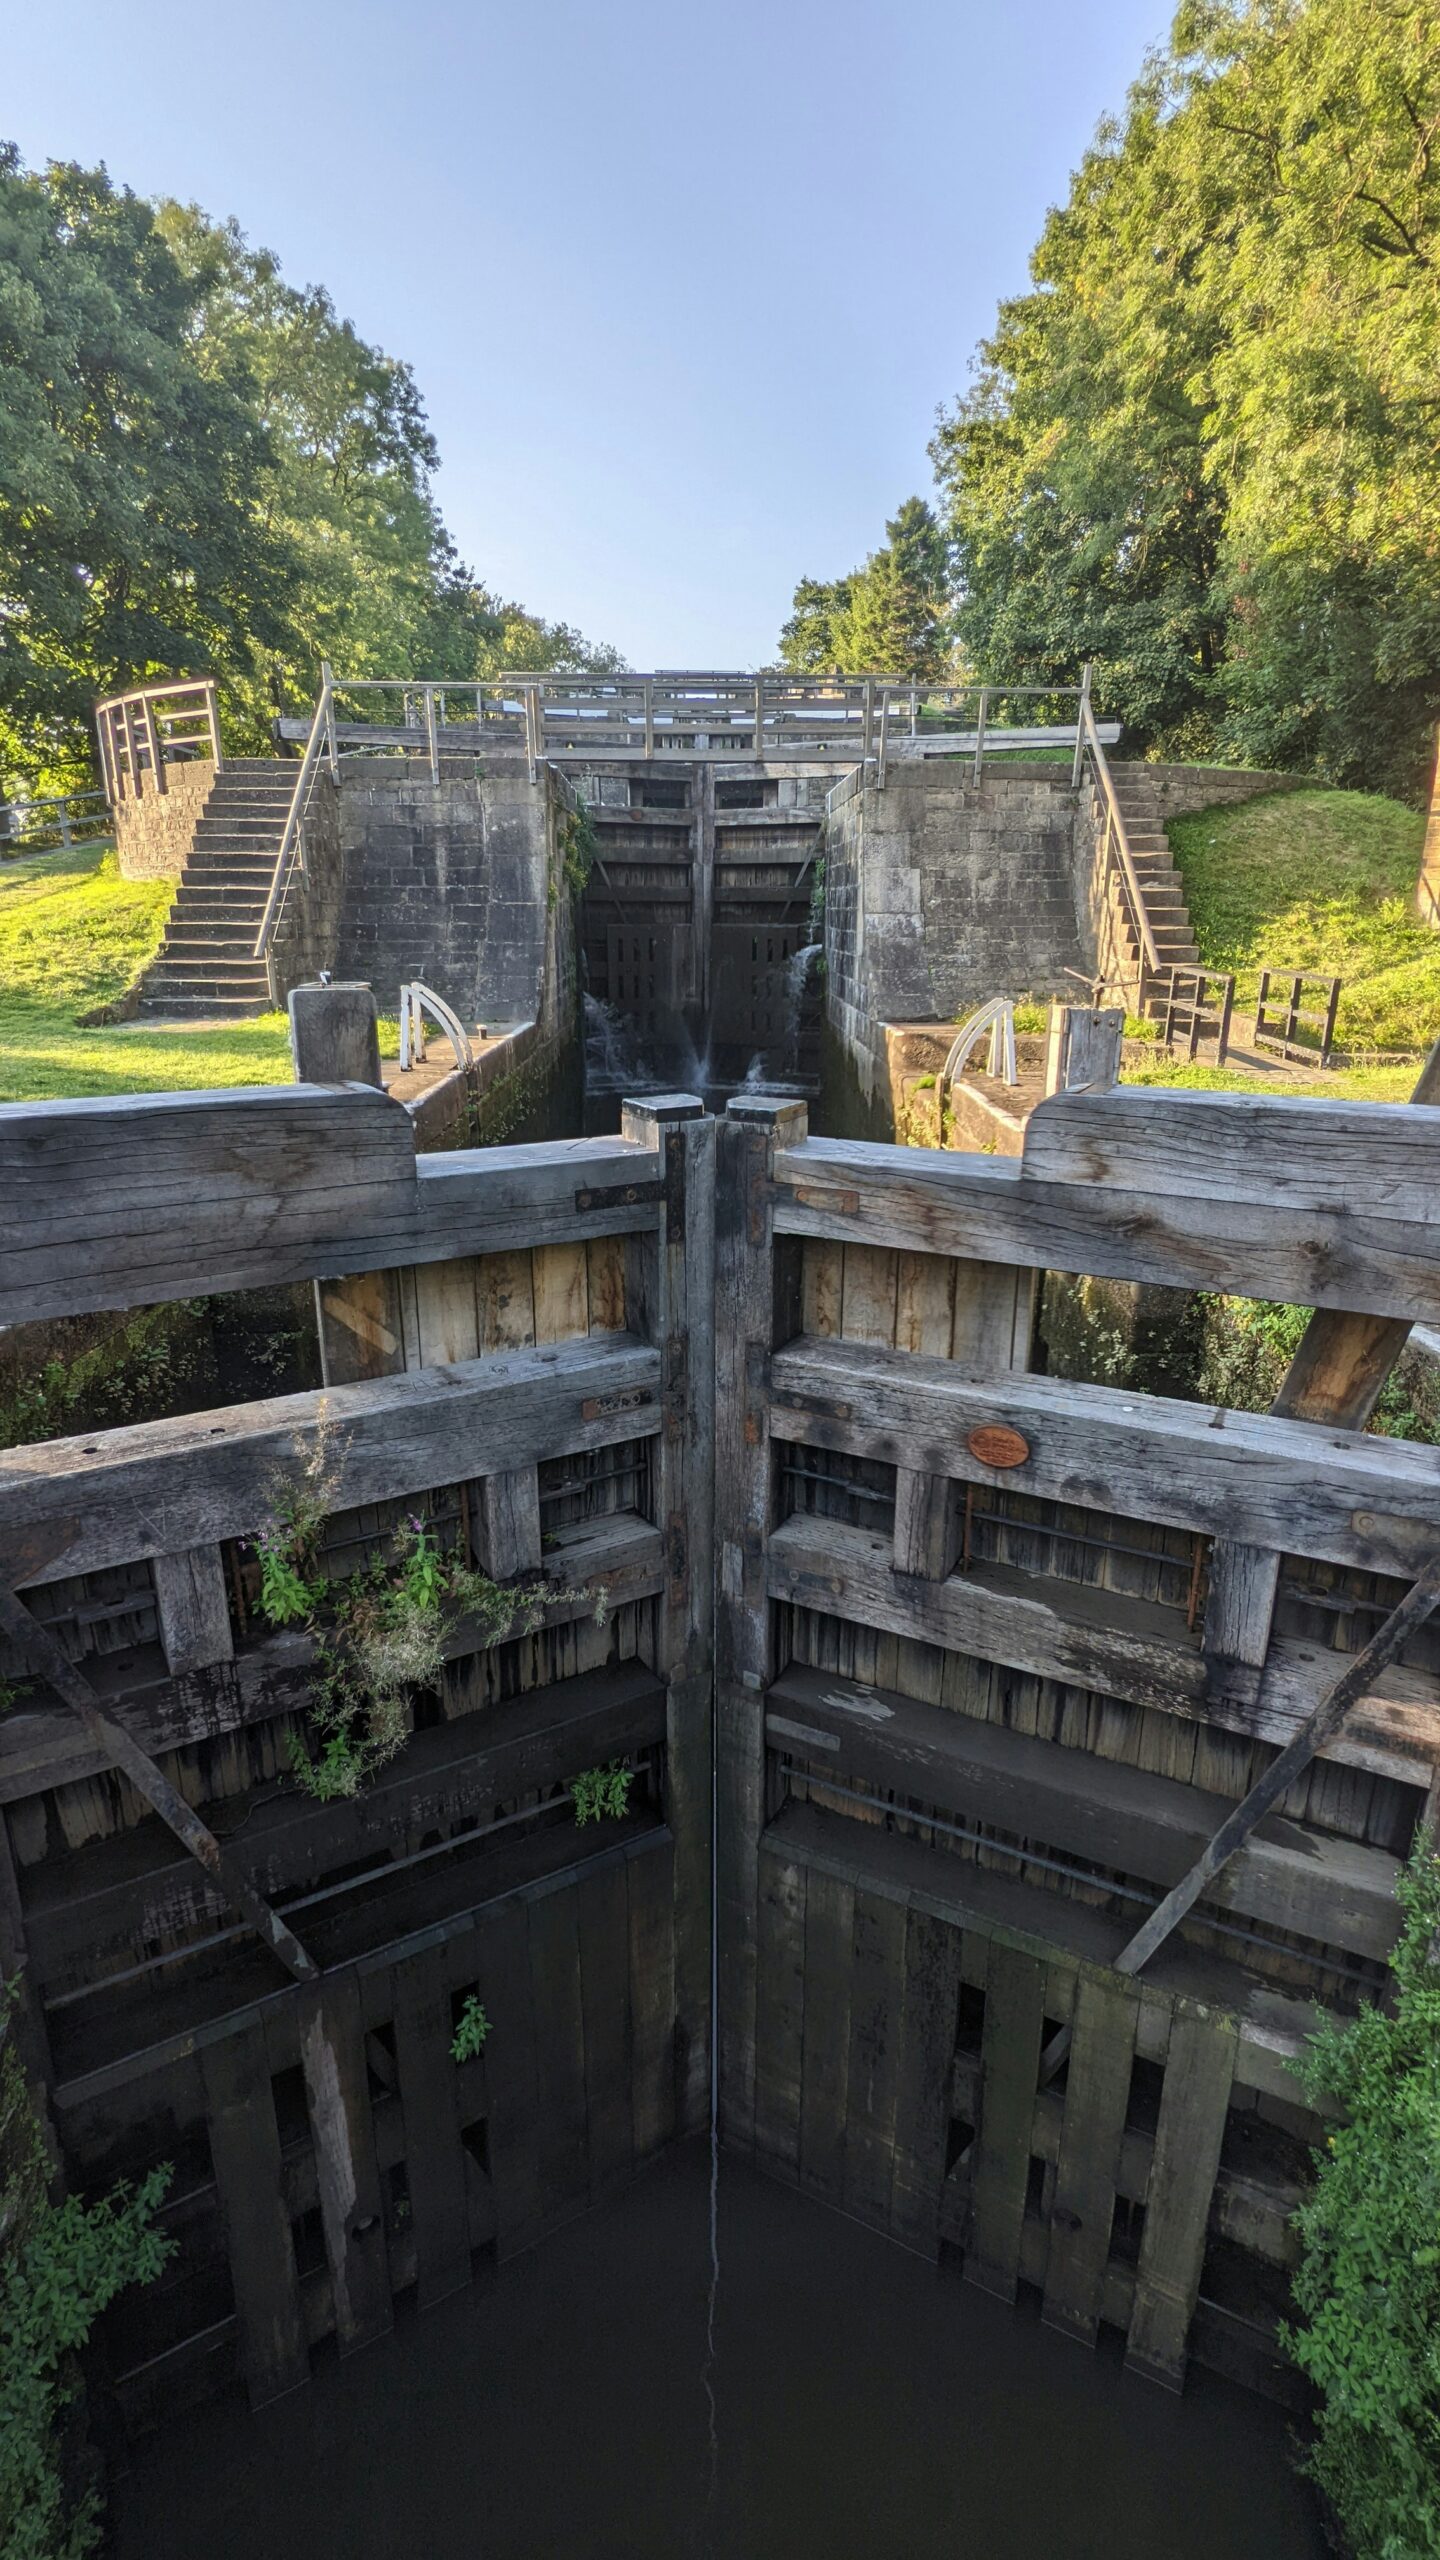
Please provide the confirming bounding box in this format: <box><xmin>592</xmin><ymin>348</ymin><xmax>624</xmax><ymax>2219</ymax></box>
<box><xmin>140</xmin><ymin>758</ymin><xmax>293</xmax><ymax>1017</ymax></box>
<box><xmin>1105</xmin><ymin>765</ymin><xmax>1200</xmax><ymax>1010</ymax></box>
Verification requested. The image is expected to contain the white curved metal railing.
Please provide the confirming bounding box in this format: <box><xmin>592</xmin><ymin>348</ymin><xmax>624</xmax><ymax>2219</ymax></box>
<box><xmin>398</xmin><ymin>983</ymin><xmax>475</xmax><ymax>1073</ymax></box>
<box><xmin>937</xmin><ymin>997</ymin><xmax>1019</xmax><ymax>1128</ymax></box>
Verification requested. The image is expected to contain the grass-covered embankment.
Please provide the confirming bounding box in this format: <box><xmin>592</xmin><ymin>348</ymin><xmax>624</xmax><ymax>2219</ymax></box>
<box><xmin>1168</xmin><ymin>786</ymin><xmax>1433</xmax><ymax>1054</ymax></box>
<box><xmin>0</xmin><ymin>842</ymin><xmax>300</xmax><ymax>1100</ymax></box>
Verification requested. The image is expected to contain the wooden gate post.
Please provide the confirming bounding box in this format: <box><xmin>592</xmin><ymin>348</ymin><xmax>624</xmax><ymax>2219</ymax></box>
<box><xmin>620</xmin><ymin>1094</ymin><xmax>715</xmax><ymax>2135</ymax></box>
<box><xmin>288</xmin><ymin>983</ymin><xmax>407</xmax><ymax>1387</ymax></box>
<box><xmin>715</xmin><ymin>1095</ymin><xmax>807</xmax><ymax>2147</ymax></box>
<box><xmin>1044</xmin><ymin>1004</ymin><xmax>1124</xmax><ymax>1096</ymax></box>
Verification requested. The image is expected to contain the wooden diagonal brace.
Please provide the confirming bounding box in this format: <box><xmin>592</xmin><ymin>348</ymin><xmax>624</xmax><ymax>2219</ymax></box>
<box><xmin>0</xmin><ymin>1582</ymin><xmax>319</xmax><ymax>1986</ymax></box>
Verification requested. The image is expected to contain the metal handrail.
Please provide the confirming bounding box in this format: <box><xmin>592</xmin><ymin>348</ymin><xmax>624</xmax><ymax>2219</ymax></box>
<box><xmin>1077</xmin><ymin>695</ymin><xmax>1160</xmax><ymax>977</ymax></box>
<box><xmin>253</xmin><ymin>666</ymin><xmax>335</xmax><ymax>964</ymax></box>
<box><xmin>94</xmin><ymin>679</ymin><xmax>223</xmax><ymax>803</ymax></box>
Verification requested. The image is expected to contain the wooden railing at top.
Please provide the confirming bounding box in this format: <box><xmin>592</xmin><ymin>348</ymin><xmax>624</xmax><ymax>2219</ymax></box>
<box><xmin>94</xmin><ymin>679</ymin><xmax>223</xmax><ymax>803</ymax></box>
<box><xmin>1074</xmin><ymin>688</ymin><xmax>1161</xmax><ymax>983</ymax></box>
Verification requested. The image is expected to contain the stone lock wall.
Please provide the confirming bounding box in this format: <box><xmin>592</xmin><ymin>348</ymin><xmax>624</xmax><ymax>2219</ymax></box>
<box><xmin>332</xmin><ymin>755</ymin><xmax>554</xmax><ymax>1030</ymax></box>
<box><xmin>112</xmin><ymin>759</ymin><xmax>218</xmax><ymax>879</ymax></box>
<box><xmin>822</xmin><ymin>761</ymin><xmax>1088</xmax><ymax>1112</ymax></box>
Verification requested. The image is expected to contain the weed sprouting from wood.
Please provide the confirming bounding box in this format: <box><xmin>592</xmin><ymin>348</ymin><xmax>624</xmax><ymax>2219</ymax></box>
<box><xmin>255</xmin><ymin>1416</ymin><xmax>608</xmax><ymax>1801</ymax></box>
<box><xmin>571</xmin><ymin>1760</ymin><xmax>634</xmax><ymax>1827</ymax></box>
<box><xmin>450</xmin><ymin>1996</ymin><xmax>491</xmax><ymax>2063</ymax></box>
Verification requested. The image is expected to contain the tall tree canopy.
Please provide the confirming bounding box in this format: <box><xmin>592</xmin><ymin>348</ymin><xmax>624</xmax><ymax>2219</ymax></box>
<box><xmin>932</xmin><ymin>0</ymin><xmax>1440</xmax><ymax>795</ymax></box>
<box><xmin>0</xmin><ymin>152</ymin><xmax>620</xmax><ymax>793</ymax></box>
<box><xmin>777</xmin><ymin>498</ymin><xmax>952</xmax><ymax>680</ymax></box>
<box><xmin>778</xmin><ymin>1</ymin><xmax>1439</xmax><ymax>798</ymax></box>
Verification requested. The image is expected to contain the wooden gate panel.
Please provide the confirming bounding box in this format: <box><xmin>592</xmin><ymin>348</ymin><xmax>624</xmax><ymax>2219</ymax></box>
<box><xmin>472</xmin><ymin>1895</ymin><xmax>544</xmax><ymax>2260</ymax></box>
<box><xmin>577</xmin><ymin>1857</ymin><xmax>635</xmax><ymax>2196</ymax></box>
<box><xmin>201</xmin><ymin>2019</ymin><xmax>308</xmax><ymax>2409</ymax></box>
<box><xmin>1126</xmin><ymin>2001</ymin><xmax>1238</xmax><ymax>2389</ymax></box>
<box><xmin>1042</xmin><ymin>1972</ymin><xmax>1140</xmax><ymax>2345</ymax></box>
<box><xmin>841</xmin><ymin>1888</ymin><xmax>908</xmax><ymax>2229</ymax></box>
<box><xmin>527</xmin><ymin>1878</ymin><xmax>589</xmax><ymax>2226</ymax></box>
<box><xmin>298</xmin><ymin>1970</ymin><xmax>393</xmax><ymax>2357</ymax></box>
<box><xmin>889</xmin><ymin>1906</ymin><xmax>963</xmax><ymax>2255</ymax></box>
<box><xmin>967</xmin><ymin>1940</ymin><xmax>1046</xmax><ymax>2305</ymax></box>
<box><xmin>628</xmin><ymin>1835</ymin><xmax>677</xmax><ymax>2160</ymax></box>
<box><xmin>753</xmin><ymin>1841</ymin><xmax>806</xmax><ymax>2175</ymax></box>
<box><xmin>392</xmin><ymin>1940</ymin><xmax>473</xmax><ymax>2310</ymax></box>
<box><xmin>797</xmin><ymin>1869</ymin><xmax>854</xmax><ymax>2204</ymax></box>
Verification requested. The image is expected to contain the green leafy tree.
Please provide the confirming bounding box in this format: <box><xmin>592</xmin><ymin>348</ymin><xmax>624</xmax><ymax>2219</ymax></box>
<box><xmin>928</xmin><ymin>0</ymin><xmax>1440</xmax><ymax>795</ymax></box>
<box><xmin>778</xmin><ymin>574</ymin><xmax>854</xmax><ymax>673</ymax></box>
<box><xmin>0</xmin><ymin>150</ymin><xmax>286</xmax><ymax>792</ymax></box>
<box><xmin>778</xmin><ymin>500</ymin><xmax>952</xmax><ymax>679</ymax></box>
<box><xmin>1285</xmin><ymin>1834</ymin><xmax>1440</xmax><ymax>2556</ymax></box>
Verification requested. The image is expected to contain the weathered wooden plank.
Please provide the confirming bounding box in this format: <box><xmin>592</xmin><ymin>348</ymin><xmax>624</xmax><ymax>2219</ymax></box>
<box><xmin>1042</xmin><ymin>1972</ymin><xmax>1139</xmax><ymax>2345</ymax></box>
<box><xmin>298</xmin><ymin>1970</ymin><xmax>392</xmax><ymax>2354</ymax></box>
<box><xmin>151</xmin><ymin>1545</ymin><xmax>234</xmax><ymax>1676</ymax></box>
<box><xmin>577</xmin><ymin>1859</ymin><xmax>635</xmax><ymax>2194</ymax></box>
<box><xmin>527</xmin><ymin>1877</ymin><xmax>588</xmax><ymax>2223</ymax></box>
<box><xmin>532</xmin><ymin>1241</ymin><xmax>590</xmax><ymax>1344</ymax></box>
<box><xmin>770</xmin><ymin>1334</ymin><xmax>1440</xmax><ymax>1581</ymax></box>
<box><xmin>473</xmin><ymin>1467</ymin><xmax>543</xmax><ymax>1578</ymax></box>
<box><xmin>470</xmin><ymin>1895</ymin><xmax>542</xmax><ymax>2259</ymax></box>
<box><xmin>842</xmin><ymin>1888</ymin><xmax>908</xmax><ymax>2230</ymax></box>
<box><xmin>797</xmin><ymin>1867</ymin><xmax>854</xmax><ymax>2204</ymax></box>
<box><xmin>628</xmin><ymin>1833</ymin><xmax>677</xmax><ymax>2160</ymax></box>
<box><xmin>0</xmin><ymin>1086</ymin><xmax>418</xmax><ymax>1323</ymax></box>
<box><xmin>0</xmin><ymin>1105</ymin><xmax>662</xmax><ymax>1328</ymax></box>
<box><xmin>478</xmin><ymin>1249</ymin><xmax>537</xmax><ymax>1352</ymax></box>
<box><xmin>410</xmin><ymin>1259</ymin><xmax>481</xmax><ymax>1366</ymax></box>
<box><xmin>772</xmin><ymin>1138</ymin><xmax>1440</xmax><ymax>1325</ymax></box>
<box><xmin>715</xmin><ymin>1099</ymin><xmax>808</xmax><ymax>2147</ymax></box>
<box><xmin>840</xmin><ymin>1244</ymin><xmax>897</xmax><ymax>1343</ymax></box>
<box><xmin>316</xmin><ymin>1267</ymin><xmax>406</xmax><ymax>1389</ymax></box>
<box><xmin>621</xmin><ymin>1098</ymin><xmax>715</xmax><ymax>2136</ymax></box>
<box><xmin>767</xmin><ymin>1518</ymin><xmax>1440</xmax><ymax>1785</ymax></box>
<box><xmin>967</xmin><ymin>1940</ymin><xmax>1046</xmax><ymax>2304</ymax></box>
<box><xmin>764</xmin><ymin>1664</ymin><xmax>1402</xmax><ymax>1960</ymax></box>
<box><xmin>889</xmin><ymin>1905</ymin><xmax>963</xmax><ymax>2255</ymax></box>
<box><xmin>753</xmin><ymin>1844</ymin><xmax>806</xmax><ymax>2177</ymax></box>
<box><xmin>1126</xmin><ymin>2002</ymin><xmax>1238</xmax><ymax>2390</ymax></box>
<box><xmin>391</xmin><ymin>1939</ymin><xmax>474</xmax><ymax>2310</ymax></box>
<box><xmin>0</xmin><ymin>1335</ymin><xmax>660</xmax><ymax>1589</ymax></box>
<box><xmin>201</xmin><ymin>2019</ymin><xmax>308</xmax><ymax>2407</ymax></box>
<box><xmin>892</xmin><ymin>1470</ymin><xmax>962</xmax><ymax>1580</ymax></box>
<box><xmin>1024</xmin><ymin>1087</ymin><xmax>1440</xmax><ymax>1223</ymax></box>
<box><xmin>586</xmin><ymin>1233</ymin><xmax>627</xmax><ymax>1333</ymax></box>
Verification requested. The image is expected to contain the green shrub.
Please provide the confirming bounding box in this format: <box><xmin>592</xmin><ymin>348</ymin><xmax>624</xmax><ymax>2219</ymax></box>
<box><xmin>1</xmin><ymin>2017</ymin><xmax>171</xmax><ymax>2559</ymax></box>
<box><xmin>450</xmin><ymin>1995</ymin><xmax>491</xmax><ymax>2064</ymax></box>
<box><xmin>571</xmin><ymin>1761</ymin><xmax>633</xmax><ymax>1826</ymax></box>
<box><xmin>1285</xmin><ymin>1837</ymin><xmax>1440</xmax><ymax>2557</ymax></box>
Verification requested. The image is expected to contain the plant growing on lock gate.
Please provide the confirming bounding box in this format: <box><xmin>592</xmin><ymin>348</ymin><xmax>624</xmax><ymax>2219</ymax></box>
<box><xmin>254</xmin><ymin>1416</ymin><xmax>607</xmax><ymax>1802</ymax></box>
<box><xmin>450</xmin><ymin>1995</ymin><xmax>491</xmax><ymax>2063</ymax></box>
<box><xmin>571</xmin><ymin>1760</ymin><xmax>634</xmax><ymax>1827</ymax></box>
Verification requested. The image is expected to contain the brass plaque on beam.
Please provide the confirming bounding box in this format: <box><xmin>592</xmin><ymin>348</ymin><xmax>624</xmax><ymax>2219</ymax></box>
<box><xmin>966</xmin><ymin>1424</ymin><xmax>1031</xmax><ymax>1470</ymax></box>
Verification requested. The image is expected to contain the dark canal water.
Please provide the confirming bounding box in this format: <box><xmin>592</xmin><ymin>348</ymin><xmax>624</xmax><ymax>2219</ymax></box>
<box><xmin>113</xmin><ymin>2143</ymin><xmax>1321</xmax><ymax>2560</ymax></box>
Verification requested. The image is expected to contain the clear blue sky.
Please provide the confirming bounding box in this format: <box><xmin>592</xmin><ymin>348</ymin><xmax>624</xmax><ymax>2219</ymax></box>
<box><xmin>9</xmin><ymin>0</ymin><xmax>1172</xmax><ymax>669</ymax></box>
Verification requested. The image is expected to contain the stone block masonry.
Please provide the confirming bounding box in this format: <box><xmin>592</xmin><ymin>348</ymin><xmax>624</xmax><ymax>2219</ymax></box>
<box><xmin>113</xmin><ymin>758</ymin><xmax>218</xmax><ymax>879</ymax></box>
<box><xmin>332</xmin><ymin>755</ymin><xmax>559</xmax><ymax>1032</ymax></box>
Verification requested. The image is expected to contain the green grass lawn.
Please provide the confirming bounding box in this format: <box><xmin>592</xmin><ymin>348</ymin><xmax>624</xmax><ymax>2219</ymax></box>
<box><xmin>1168</xmin><ymin>786</ymin><xmax>1436</xmax><ymax>1054</ymax></box>
<box><xmin>0</xmin><ymin>843</ymin><xmax>403</xmax><ymax>1101</ymax></box>
<box><xmin>0</xmin><ymin>844</ymin><xmax>300</xmax><ymax>1099</ymax></box>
